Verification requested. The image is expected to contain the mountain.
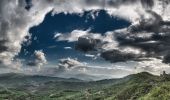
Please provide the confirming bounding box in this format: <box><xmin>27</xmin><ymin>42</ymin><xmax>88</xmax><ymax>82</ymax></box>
<box><xmin>0</xmin><ymin>72</ymin><xmax>170</xmax><ymax>100</ymax></box>
<box><xmin>0</xmin><ymin>72</ymin><xmax>83</xmax><ymax>87</ymax></box>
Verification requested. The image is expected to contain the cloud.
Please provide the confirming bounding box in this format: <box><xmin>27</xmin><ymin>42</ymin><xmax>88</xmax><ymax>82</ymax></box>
<box><xmin>68</xmin><ymin>10</ymin><xmax>170</xmax><ymax>64</ymax></box>
<box><xmin>1</xmin><ymin>0</ymin><xmax>170</xmax><ymax>76</ymax></box>
<box><xmin>57</xmin><ymin>57</ymin><xmax>86</xmax><ymax>71</ymax></box>
<box><xmin>100</xmin><ymin>11</ymin><xmax>170</xmax><ymax>63</ymax></box>
<box><xmin>35</xmin><ymin>58</ymin><xmax>135</xmax><ymax>80</ymax></box>
<box><xmin>113</xmin><ymin>11</ymin><xmax>170</xmax><ymax>61</ymax></box>
<box><xmin>64</xmin><ymin>47</ymin><xmax>72</xmax><ymax>50</ymax></box>
<box><xmin>27</xmin><ymin>50</ymin><xmax>47</xmax><ymax>68</ymax></box>
<box><xmin>135</xmin><ymin>58</ymin><xmax>170</xmax><ymax>75</ymax></box>
<box><xmin>72</xmin><ymin>31</ymin><xmax>118</xmax><ymax>52</ymax></box>
<box><xmin>75</xmin><ymin>36</ymin><xmax>101</xmax><ymax>52</ymax></box>
<box><xmin>85</xmin><ymin>54</ymin><xmax>95</xmax><ymax>58</ymax></box>
<box><xmin>0</xmin><ymin>0</ymin><xmax>53</xmax><ymax>67</ymax></box>
<box><xmin>55</xmin><ymin>30</ymin><xmax>88</xmax><ymax>42</ymax></box>
<box><xmin>163</xmin><ymin>54</ymin><xmax>170</xmax><ymax>64</ymax></box>
<box><xmin>101</xmin><ymin>49</ymin><xmax>144</xmax><ymax>63</ymax></box>
<box><xmin>141</xmin><ymin>0</ymin><xmax>154</xmax><ymax>9</ymax></box>
<box><xmin>71</xmin><ymin>30</ymin><xmax>149</xmax><ymax>63</ymax></box>
<box><xmin>55</xmin><ymin>30</ymin><xmax>102</xmax><ymax>42</ymax></box>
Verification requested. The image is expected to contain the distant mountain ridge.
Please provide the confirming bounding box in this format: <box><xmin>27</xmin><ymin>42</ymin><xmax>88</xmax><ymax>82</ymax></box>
<box><xmin>0</xmin><ymin>72</ymin><xmax>170</xmax><ymax>100</ymax></box>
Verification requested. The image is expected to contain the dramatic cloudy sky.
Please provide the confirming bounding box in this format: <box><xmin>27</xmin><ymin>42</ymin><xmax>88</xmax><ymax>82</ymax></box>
<box><xmin>0</xmin><ymin>0</ymin><xmax>170</xmax><ymax>80</ymax></box>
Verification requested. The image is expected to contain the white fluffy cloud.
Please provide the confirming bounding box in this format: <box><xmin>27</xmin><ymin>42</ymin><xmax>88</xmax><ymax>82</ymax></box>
<box><xmin>0</xmin><ymin>0</ymin><xmax>52</xmax><ymax>67</ymax></box>
<box><xmin>27</xmin><ymin>50</ymin><xmax>47</xmax><ymax>69</ymax></box>
<box><xmin>34</xmin><ymin>50</ymin><xmax>47</xmax><ymax>66</ymax></box>
<box><xmin>134</xmin><ymin>58</ymin><xmax>170</xmax><ymax>75</ymax></box>
<box><xmin>55</xmin><ymin>30</ymin><xmax>102</xmax><ymax>42</ymax></box>
<box><xmin>57</xmin><ymin>57</ymin><xmax>86</xmax><ymax>71</ymax></box>
<box><xmin>39</xmin><ymin>57</ymin><xmax>134</xmax><ymax>80</ymax></box>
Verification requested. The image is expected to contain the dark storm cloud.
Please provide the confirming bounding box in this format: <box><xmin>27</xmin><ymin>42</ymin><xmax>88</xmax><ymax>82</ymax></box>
<box><xmin>100</xmin><ymin>0</ymin><xmax>154</xmax><ymax>10</ymax></box>
<box><xmin>112</xmin><ymin>10</ymin><xmax>170</xmax><ymax>63</ymax></box>
<box><xmin>127</xmin><ymin>10</ymin><xmax>162</xmax><ymax>33</ymax></box>
<box><xmin>27</xmin><ymin>61</ymin><xmax>37</xmax><ymax>66</ymax></box>
<box><xmin>75</xmin><ymin>36</ymin><xmax>101</xmax><ymax>52</ymax></box>
<box><xmin>72</xmin><ymin>9</ymin><xmax>170</xmax><ymax>64</ymax></box>
<box><xmin>163</xmin><ymin>54</ymin><xmax>170</xmax><ymax>64</ymax></box>
<box><xmin>141</xmin><ymin>0</ymin><xmax>154</xmax><ymax>9</ymax></box>
<box><xmin>101</xmin><ymin>49</ymin><xmax>139</xmax><ymax>63</ymax></box>
<box><xmin>0</xmin><ymin>40</ymin><xmax>8</xmax><ymax>53</ymax></box>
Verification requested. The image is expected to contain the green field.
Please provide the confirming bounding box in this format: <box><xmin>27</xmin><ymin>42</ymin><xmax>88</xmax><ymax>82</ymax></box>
<box><xmin>0</xmin><ymin>72</ymin><xmax>170</xmax><ymax>100</ymax></box>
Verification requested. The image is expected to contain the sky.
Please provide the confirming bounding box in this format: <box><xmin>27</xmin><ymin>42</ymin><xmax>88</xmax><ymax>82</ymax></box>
<box><xmin>0</xmin><ymin>0</ymin><xmax>170</xmax><ymax>80</ymax></box>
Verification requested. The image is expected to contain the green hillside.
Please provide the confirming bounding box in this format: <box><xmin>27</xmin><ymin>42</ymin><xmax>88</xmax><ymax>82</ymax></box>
<box><xmin>0</xmin><ymin>72</ymin><xmax>170</xmax><ymax>100</ymax></box>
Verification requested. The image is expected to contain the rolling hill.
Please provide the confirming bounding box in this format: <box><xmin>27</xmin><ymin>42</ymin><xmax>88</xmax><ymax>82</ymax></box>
<box><xmin>0</xmin><ymin>72</ymin><xmax>170</xmax><ymax>100</ymax></box>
